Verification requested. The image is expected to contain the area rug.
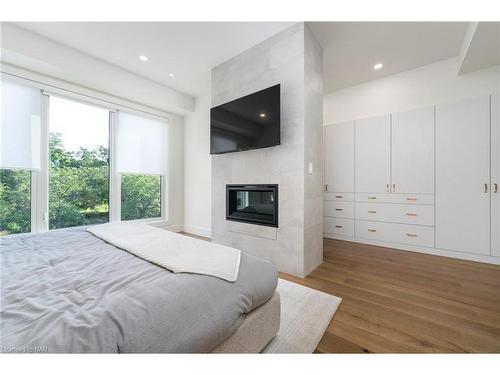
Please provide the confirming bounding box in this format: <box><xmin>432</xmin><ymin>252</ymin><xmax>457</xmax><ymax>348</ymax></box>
<box><xmin>262</xmin><ymin>278</ymin><xmax>342</xmax><ymax>353</ymax></box>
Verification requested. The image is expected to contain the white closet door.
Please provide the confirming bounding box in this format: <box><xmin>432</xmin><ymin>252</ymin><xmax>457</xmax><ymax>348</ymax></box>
<box><xmin>391</xmin><ymin>106</ymin><xmax>434</xmax><ymax>194</ymax></box>
<box><xmin>436</xmin><ymin>96</ymin><xmax>490</xmax><ymax>255</ymax></box>
<box><xmin>492</xmin><ymin>94</ymin><xmax>500</xmax><ymax>257</ymax></box>
<box><xmin>355</xmin><ymin>114</ymin><xmax>391</xmax><ymax>193</ymax></box>
<box><xmin>324</xmin><ymin>121</ymin><xmax>355</xmax><ymax>193</ymax></box>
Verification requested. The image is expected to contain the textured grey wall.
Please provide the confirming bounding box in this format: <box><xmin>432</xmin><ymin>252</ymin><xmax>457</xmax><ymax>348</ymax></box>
<box><xmin>211</xmin><ymin>23</ymin><xmax>323</xmax><ymax>277</ymax></box>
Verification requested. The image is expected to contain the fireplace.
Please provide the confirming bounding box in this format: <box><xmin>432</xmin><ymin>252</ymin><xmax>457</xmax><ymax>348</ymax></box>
<box><xmin>226</xmin><ymin>185</ymin><xmax>278</xmax><ymax>227</ymax></box>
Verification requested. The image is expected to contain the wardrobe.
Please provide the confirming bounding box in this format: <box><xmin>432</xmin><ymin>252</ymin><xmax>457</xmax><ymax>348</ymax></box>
<box><xmin>323</xmin><ymin>93</ymin><xmax>500</xmax><ymax>262</ymax></box>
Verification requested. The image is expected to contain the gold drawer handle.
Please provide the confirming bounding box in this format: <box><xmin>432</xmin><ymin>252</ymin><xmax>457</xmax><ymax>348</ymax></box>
<box><xmin>406</xmin><ymin>233</ymin><xmax>418</xmax><ymax>237</ymax></box>
<box><xmin>368</xmin><ymin>229</ymin><xmax>377</xmax><ymax>232</ymax></box>
<box><xmin>406</xmin><ymin>213</ymin><xmax>417</xmax><ymax>216</ymax></box>
<box><xmin>368</xmin><ymin>210</ymin><xmax>377</xmax><ymax>213</ymax></box>
<box><xmin>335</xmin><ymin>195</ymin><xmax>343</xmax><ymax>198</ymax></box>
<box><xmin>335</xmin><ymin>208</ymin><xmax>343</xmax><ymax>211</ymax></box>
<box><xmin>368</xmin><ymin>196</ymin><xmax>377</xmax><ymax>200</ymax></box>
<box><xmin>335</xmin><ymin>225</ymin><xmax>343</xmax><ymax>228</ymax></box>
<box><xmin>494</xmin><ymin>183</ymin><xmax>498</xmax><ymax>194</ymax></box>
<box><xmin>406</xmin><ymin>197</ymin><xmax>417</xmax><ymax>201</ymax></box>
<box><xmin>484</xmin><ymin>183</ymin><xmax>488</xmax><ymax>193</ymax></box>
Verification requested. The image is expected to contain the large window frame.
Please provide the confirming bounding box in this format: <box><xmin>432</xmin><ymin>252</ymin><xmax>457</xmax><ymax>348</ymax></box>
<box><xmin>1</xmin><ymin>74</ymin><xmax>170</xmax><ymax>235</ymax></box>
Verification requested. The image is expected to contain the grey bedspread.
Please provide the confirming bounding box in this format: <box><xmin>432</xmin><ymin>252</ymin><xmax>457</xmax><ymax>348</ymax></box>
<box><xmin>0</xmin><ymin>227</ymin><xmax>277</xmax><ymax>353</ymax></box>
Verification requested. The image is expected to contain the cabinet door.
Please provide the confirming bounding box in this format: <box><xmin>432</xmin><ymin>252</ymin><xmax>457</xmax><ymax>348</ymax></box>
<box><xmin>436</xmin><ymin>96</ymin><xmax>490</xmax><ymax>255</ymax></box>
<box><xmin>492</xmin><ymin>94</ymin><xmax>500</xmax><ymax>257</ymax></box>
<box><xmin>355</xmin><ymin>114</ymin><xmax>391</xmax><ymax>193</ymax></box>
<box><xmin>324</xmin><ymin>121</ymin><xmax>355</xmax><ymax>192</ymax></box>
<box><xmin>392</xmin><ymin>106</ymin><xmax>434</xmax><ymax>194</ymax></box>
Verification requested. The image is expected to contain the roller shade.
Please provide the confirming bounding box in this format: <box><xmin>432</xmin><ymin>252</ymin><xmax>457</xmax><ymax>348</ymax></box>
<box><xmin>116</xmin><ymin>111</ymin><xmax>166</xmax><ymax>175</ymax></box>
<box><xmin>1</xmin><ymin>79</ymin><xmax>41</xmax><ymax>170</ymax></box>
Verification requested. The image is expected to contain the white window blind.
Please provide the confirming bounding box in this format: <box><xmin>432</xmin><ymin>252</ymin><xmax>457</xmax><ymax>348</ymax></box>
<box><xmin>0</xmin><ymin>80</ymin><xmax>41</xmax><ymax>170</ymax></box>
<box><xmin>116</xmin><ymin>111</ymin><xmax>166</xmax><ymax>175</ymax></box>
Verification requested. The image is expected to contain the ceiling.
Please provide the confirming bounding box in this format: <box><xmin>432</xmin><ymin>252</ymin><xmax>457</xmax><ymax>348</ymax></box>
<box><xmin>11</xmin><ymin>22</ymin><xmax>496</xmax><ymax>98</ymax></box>
<box><xmin>309</xmin><ymin>22</ymin><xmax>469</xmax><ymax>93</ymax></box>
<box><xmin>15</xmin><ymin>22</ymin><xmax>294</xmax><ymax>97</ymax></box>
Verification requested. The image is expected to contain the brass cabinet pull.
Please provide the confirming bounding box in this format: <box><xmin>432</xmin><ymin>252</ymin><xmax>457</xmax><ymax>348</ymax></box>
<box><xmin>335</xmin><ymin>225</ymin><xmax>343</xmax><ymax>228</ymax></box>
<box><xmin>392</xmin><ymin>183</ymin><xmax>396</xmax><ymax>193</ymax></box>
<box><xmin>325</xmin><ymin>184</ymin><xmax>328</xmax><ymax>192</ymax></box>
<box><xmin>495</xmin><ymin>183</ymin><xmax>498</xmax><ymax>194</ymax></box>
<box><xmin>368</xmin><ymin>229</ymin><xmax>377</xmax><ymax>232</ymax></box>
<box><xmin>386</xmin><ymin>184</ymin><xmax>390</xmax><ymax>192</ymax></box>
<box><xmin>406</xmin><ymin>213</ymin><xmax>417</xmax><ymax>216</ymax></box>
<box><xmin>484</xmin><ymin>183</ymin><xmax>488</xmax><ymax>193</ymax></box>
<box><xmin>368</xmin><ymin>210</ymin><xmax>377</xmax><ymax>213</ymax></box>
<box><xmin>335</xmin><ymin>208</ymin><xmax>343</xmax><ymax>211</ymax></box>
<box><xmin>335</xmin><ymin>195</ymin><xmax>343</xmax><ymax>198</ymax></box>
<box><xmin>368</xmin><ymin>196</ymin><xmax>377</xmax><ymax>200</ymax></box>
<box><xmin>406</xmin><ymin>197</ymin><xmax>417</xmax><ymax>201</ymax></box>
<box><xmin>406</xmin><ymin>233</ymin><xmax>418</xmax><ymax>237</ymax></box>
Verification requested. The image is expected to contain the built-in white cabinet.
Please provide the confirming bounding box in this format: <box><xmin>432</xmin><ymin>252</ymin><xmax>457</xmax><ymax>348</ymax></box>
<box><xmin>323</xmin><ymin>94</ymin><xmax>499</xmax><ymax>264</ymax></box>
<box><xmin>492</xmin><ymin>94</ymin><xmax>500</xmax><ymax>257</ymax></box>
<box><xmin>391</xmin><ymin>106</ymin><xmax>435</xmax><ymax>194</ymax></box>
<box><xmin>435</xmin><ymin>96</ymin><xmax>491</xmax><ymax>255</ymax></box>
<box><xmin>355</xmin><ymin>115</ymin><xmax>391</xmax><ymax>193</ymax></box>
<box><xmin>324</xmin><ymin>121</ymin><xmax>355</xmax><ymax>193</ymax></box>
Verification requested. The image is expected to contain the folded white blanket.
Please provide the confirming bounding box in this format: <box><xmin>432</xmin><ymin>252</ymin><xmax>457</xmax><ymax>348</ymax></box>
<box><xmin>87</xmin><ymin>223</ymin><xmax>241</xmax><ymax>282</ymax></box>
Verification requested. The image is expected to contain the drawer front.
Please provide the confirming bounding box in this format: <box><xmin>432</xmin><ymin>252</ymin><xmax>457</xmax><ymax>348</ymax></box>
<box><xmin>324</xmin><ymin>201</ymin><xmax>355</xmax><ymax>219</ymax></box>
<box><xmin>356</xmin><ymin>220</ymin><xmax>435</xmax><ymax>247</ymax></box>
<box><xmin>324</xmin><ymin>192</ymin><xmax>355</xmax><ymax>202</ymax></box>
<box><xmin>324</xmin><ymin>217</ymin><xmax>354</xmax><ymax>237</ymax></box>
<box><xmin>355</xmin><ymin>193</ymin><xmax>434</xmax><ymax>205</ymax></box>
<box><xmin>355</xmin><ymin>202</ymin><xmax>434</xmax><ymax>226</ymax></box>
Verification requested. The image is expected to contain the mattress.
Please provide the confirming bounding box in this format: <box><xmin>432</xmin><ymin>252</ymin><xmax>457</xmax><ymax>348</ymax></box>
<box><xmin>0</xmin><ymin>227</ymin><xmax>278</xmax><ymax>353</ymax></box>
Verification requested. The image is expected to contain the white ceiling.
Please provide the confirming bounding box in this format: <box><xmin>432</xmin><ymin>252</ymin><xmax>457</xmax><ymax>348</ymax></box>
<box><xmin>309</xmin><ymin>22</ymin><xmax>469</xmax><ymax>93</ymax></box>
<box><xmin>12</xmin><ymin>22</ymin><xmax>495</xmax><ymax>98</ymax></box>
<box><xmin>15</xmin><ymin>22</ymin><xmax>294</xmax><ymax>97</ymax></box>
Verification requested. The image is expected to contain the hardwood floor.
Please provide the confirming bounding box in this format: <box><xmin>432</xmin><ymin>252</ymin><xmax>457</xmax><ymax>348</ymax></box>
<box><xmin>280</xmin><ymin>239</ymin><xmax>500</xmax><ymax>353</ymax></box>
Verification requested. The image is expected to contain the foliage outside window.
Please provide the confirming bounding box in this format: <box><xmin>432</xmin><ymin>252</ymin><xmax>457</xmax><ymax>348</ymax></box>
<box><xmin>0</xmin><ymin>169</ymin><xmax>31</xmax><ymax>236</ymax></box>
<box><xmin>121</xmin><ymin>174</ymin><xmax>161</xmax><ymax>221</ymax></box>
<box><xmin>49</xmin><ymin>133</ymin><xmax>110</xmax><ymax>229</ymax></box>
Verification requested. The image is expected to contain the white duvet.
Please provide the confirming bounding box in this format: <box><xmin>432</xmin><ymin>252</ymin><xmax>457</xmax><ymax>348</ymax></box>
<box><xmin>87</xmin><ymin>222</ymin><xmax>241</xmax><ymax>282</ymax></box>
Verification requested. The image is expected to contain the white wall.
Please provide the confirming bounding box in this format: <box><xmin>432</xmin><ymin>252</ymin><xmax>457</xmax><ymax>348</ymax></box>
<box><xmin>324</xmin><ymin>57</ymin><xmax>500</xmax><ymax>125</ymax></box>
<box><xmin>183</xmin><ymin>86</ymin><xmax>212</xmax><ymax>237</ymax></box>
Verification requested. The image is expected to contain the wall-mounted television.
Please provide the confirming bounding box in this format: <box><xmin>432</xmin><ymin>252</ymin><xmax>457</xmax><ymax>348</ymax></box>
<box><xmin>210</xmin><ymin>84</ymin><xmax>280</xmax><ymax>154</ymax></box>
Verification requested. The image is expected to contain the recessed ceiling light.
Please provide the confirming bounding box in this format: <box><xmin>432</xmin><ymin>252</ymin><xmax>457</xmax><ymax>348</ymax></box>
<box><xmin>373</xmin><ymin>63</ymin><xmax>383</xmax><ymax>70</ymax></box>
<box><xmin>139</xmin><ymin>55</ymin><xmax>148</xmax><ymax>62</ymax></box>
<box><xmin>169</xmin><ymin>73</ymin><xmax>175</xmax><ymax>77</ymax></box>
<box><xmin>259</xmin><ymin>113</ymin><xmax>267</xmax><ymax>118</ymax></box>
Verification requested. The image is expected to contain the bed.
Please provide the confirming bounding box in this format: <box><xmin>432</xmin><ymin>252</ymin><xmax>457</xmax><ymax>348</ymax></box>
<box><xmin>0</xmin><ymin>227</ymin><xmax>280</xmax><ymax>353</ymax></box>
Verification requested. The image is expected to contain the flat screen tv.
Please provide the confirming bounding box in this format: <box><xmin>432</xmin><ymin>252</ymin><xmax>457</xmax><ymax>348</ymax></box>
<box><xmin>210</xmin><ymin>84</ymin><xmax>280</xmax><ymax>154</ymax></box>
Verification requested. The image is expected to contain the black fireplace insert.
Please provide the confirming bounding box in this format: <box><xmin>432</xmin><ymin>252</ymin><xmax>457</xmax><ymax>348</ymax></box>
<box><xmin>226</xmin><ymin>184</ymin><xmax>278</xmax><ymax>227</ymax></box>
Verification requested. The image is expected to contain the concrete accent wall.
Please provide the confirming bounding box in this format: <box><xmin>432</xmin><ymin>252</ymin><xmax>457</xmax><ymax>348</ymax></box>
<box><xmin>211</xmin><ymin>23</ymin><xmax>323</xmax><ymax>277</ymax></box>
<box><xmin>303</xmin><ymin>25</ymin><xmax>324</xmax><ymax>275</ymax></box>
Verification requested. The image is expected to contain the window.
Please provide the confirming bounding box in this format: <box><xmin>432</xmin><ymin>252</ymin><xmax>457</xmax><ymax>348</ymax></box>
<box><xmin>0</xmin><ymin>80</ymin><xmax>41</xmax><ymax>236</ymax></box>
<box><xmin>48</xmin><ymin>96</ymin><xmax>110</xmax><ymax>229</ymax></box>
<box><xmin>0</xmin><ymin>78</ymin><xmax>169</xmax><ymax>235</ymax></box>
<box><xmin>116</xmin><ymin>111</ymin><xmax>166</xmax><ymax>221</ymax></box>
<box><xmin>0</xmin><ymin>170</ymin><xmax>31</xmax><ymax>235</ymax></box>
<box><xmin>121</xmin><ymin>174</ymin><xmax>161</xmax><ymax>221</ymax></box>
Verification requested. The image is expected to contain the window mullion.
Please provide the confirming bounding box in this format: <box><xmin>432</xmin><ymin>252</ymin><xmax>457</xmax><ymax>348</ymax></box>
<box><xmin>35</xmin><ymin>93</ymin><xmax>49</xmax><ymax>233</ymax></box>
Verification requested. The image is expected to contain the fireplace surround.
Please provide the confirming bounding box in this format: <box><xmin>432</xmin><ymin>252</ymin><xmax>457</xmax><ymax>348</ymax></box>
<box><xmin>226</xmin><ymin>185</ymin><xmax>278</xmax><ymax>227</ymax></box>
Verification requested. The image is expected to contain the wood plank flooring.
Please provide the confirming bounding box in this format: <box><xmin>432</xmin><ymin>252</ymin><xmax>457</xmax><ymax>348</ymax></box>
<box><xmin>280</xmin><ymin>239</ymin><xmax>500</xmax><ymax>353</ymax></box>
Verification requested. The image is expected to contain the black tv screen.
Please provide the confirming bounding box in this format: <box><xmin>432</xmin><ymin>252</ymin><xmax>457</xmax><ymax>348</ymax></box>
<box><xmin>210</xmin><ymin>84</ymin><xmax>280</xmax><ymax>154</ymax></box>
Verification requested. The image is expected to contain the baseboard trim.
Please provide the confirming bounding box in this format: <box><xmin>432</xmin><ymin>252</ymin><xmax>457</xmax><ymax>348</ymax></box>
<box><xmin>324</xmin><ymin>234</ymin><xmax>500</xmax><ymax>265</ymax></box>
<box><xmin>183</xmin><ymin>225</ymin><xmax>212</xmax><ymax>238</ymax></box>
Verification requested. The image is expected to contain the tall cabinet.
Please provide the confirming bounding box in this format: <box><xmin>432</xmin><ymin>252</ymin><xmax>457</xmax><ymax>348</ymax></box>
<box><xmin>492</xmin><ymin>94</ymin><xmax>500</xmax><ymax>257</ymax></box>
<box><xmin>355</xmin><ymin>115</ymin><xmax>391</xmax><ymax>193</ymax></box>
<box><xmin>435</xmin><ymin>96</ymin><xmax>491</xmax><ymax>255</ymax></box>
